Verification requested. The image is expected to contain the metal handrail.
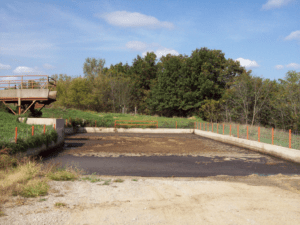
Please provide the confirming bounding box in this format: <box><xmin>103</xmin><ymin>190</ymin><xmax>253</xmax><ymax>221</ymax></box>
<box><xmin>0</xmin><ymin>75</ymin><xmax>56</xmax><ymax>90</ymax></box>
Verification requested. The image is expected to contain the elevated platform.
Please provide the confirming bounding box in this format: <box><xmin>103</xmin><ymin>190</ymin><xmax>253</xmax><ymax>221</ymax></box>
<box><xmin>0</xmin><ymin>75</ymin><xmax>57</xmax><ymax>115</ymax></box>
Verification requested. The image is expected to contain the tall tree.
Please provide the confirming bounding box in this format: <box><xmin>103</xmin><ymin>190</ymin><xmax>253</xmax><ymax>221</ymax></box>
<box><xmin>149</xmin><ymin>47</ymin><xmax>245</xmax><ymax>117</ymax></box>
<box><xmin>129</xmin><ymin>52</ymin><xmax>158</xmax><ymax>113</ymax></box>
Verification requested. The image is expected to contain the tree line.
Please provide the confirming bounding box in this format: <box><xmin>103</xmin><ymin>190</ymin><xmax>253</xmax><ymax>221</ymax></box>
<box><xmin>49</xmin><ymin>47</ymin><xmax>300</xmax><ymax>131</ymax></box>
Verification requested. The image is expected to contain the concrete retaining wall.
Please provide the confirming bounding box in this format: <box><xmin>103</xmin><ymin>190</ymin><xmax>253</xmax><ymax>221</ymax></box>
<box><xmin>194</xmin><ymin>129</ymin><xmax>300</xmax><ymax>164</ymax></box>
<box><xmin>76</xmin><ymin>127</ymin><xmax>194</xmax><ymax>134</ymax></box>
<box><xmin>18</xmin><ymin>118</ymin><xmax>65</xmax><ymax>157</ymax></box>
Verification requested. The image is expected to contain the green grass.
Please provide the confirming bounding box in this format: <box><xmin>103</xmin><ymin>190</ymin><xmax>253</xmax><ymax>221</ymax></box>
<box><xmin>0</xmin><ymin>107</ymin><xmax>58</xmax><ymax>154</ymax></box>
<box><xmin>195</xmin><ymin>122</ymin><xmax>300</xmax><ymax>150</ymax></box>
<box><xmin>40</xmin><ymin>106</ymin><xmax>203</xmax><ymax>129</ymax></box>
<box><xmin>132</xmin><ymin>179</ymin><xmax>138</xmax><ymax>181</ymax></box>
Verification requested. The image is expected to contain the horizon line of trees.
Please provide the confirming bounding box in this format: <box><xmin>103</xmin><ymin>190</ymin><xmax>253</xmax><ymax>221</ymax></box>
<box><xmin>47</xmin><ymin>47</ymin><xmax>300</xmax><ymax>131</ymax></box>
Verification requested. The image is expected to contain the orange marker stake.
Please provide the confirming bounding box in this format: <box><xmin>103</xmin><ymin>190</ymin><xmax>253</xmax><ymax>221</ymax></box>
<box><xmin>53</xmin><ymin>124</ymin><xmax>56</xmax><ymax>130</ymax></box>
<box><xmin>289</xmin><ymin>129</ymin><xmax>291</xmax><ymax>148</ymax></box>
<box><xmin>32</xmin><ymin>126</ymin><xmax>34</xmax><ymax>136</ymax></box>
<box><xmin>272</xmin><ymin>128</ymin><xmax>274</xmax><ymax>145</ymax></box>
<box><xmin>15</xmin><ymin>127</ymin><xmax>18</xmax><ymax>143</ymax></box>
<box><xmin>43</xmin><ymin>125</ymin><xmax>46</xmax><ymax>134</ymax></box>
<box><xmin>247</xmin><ymin>126</ymin><xmax>249</xmax><ymax>140</ymax></box>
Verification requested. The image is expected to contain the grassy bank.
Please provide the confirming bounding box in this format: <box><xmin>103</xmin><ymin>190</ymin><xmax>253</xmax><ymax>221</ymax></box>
<box><xmin>40</xmin><ymin>107</ymin><xmax>203</xmax><ymax>128</ymax></box>
<box><xmin>0</xmin><ymin>110</ymin><xmax>58</xmax><ymax>154</ymax></box>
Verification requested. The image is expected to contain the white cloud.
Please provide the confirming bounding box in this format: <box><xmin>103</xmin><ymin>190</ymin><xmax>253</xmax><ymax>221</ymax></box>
<box><xmin>0</xmin><ymin>63</ymin><xmax>11</xmax><ymax>70</ymax></box>
<box><xmin>143</xmin><ymin>48</ymin><xmax>179</xmax><ymax>59</ymax></box>
<box><xmin>235</xmin><ymin>58</ymin><xmax>259</xmax><ymax>69</ymax></box>
<box><xmin>286</xmin><ymin>63</ymin><xmax>300</xmax><ymax>69</ymax></box>
<box><xmin>126</xmin><ymin>41</ymin><xmax>148</xmax><ymax>51</ymax></box>
<box><xmin>275</xmin><ymin>65</ymin><xmax>284</xmax><ymax>70</ymax></box>
<box><xmin>13</xmin><ymin>66</ymin><xmax>43</xmax><ymax>74</ymax></box>
<box><xmin>262</xmin><ymin>0</ymin><xmax>294</xmax><ymax>10</ymax></box>
<box><xmin>99</xmin><ymin>11</ymin><xmax>174</xmax><ymax>29</ymax></box>
<box><xmin>43</xmin><ymin>63</ymin><xmax>55</xmax><ymax>69</ymax></box>
<box><xmin>284</xmin><ymin>30</ymin><xmax>300</xmax><ymax>41</ymax></box>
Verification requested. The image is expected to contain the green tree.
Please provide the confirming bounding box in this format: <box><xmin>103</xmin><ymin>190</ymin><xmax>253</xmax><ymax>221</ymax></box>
<box><xmin>129</xmin><ymin>52</ymin><xmax>158</xmax><ymax>113</ymax></box>
<box><xmin>200</xmin><ymin>99</ymin><xmax>221</xmax><ymax>122</ymax></box>
<box><xmin>149</xmin><ymin>47</ymin><xmax>245</xmax><ymax>117</ymax></box>
<box><xmin>68</xmin><ymin>77</ymin><xmax>94</xmax><ymax>110</ymax></box>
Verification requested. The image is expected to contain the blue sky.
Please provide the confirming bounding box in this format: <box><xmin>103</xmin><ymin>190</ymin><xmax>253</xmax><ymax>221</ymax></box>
<box><xmin>0</xmin><ymin>0</ymin><xmax>299</xmax><ymax>81</ymax></box>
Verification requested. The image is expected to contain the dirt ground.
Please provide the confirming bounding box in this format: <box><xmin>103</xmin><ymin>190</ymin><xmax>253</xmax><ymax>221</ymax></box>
<box><xmin>1</xmin><ymin>133</ymin><xmax>300</xmax><ymax>224</ymax></box>
<box><xmin>1</xmin><ymin>174</ymin><xmax>300</xmax><ymax>225</ymax></box>
<box><xmin>62</xmin><ymin>133</ymin><xmax>281</xmax><ymax>160</ymax></box>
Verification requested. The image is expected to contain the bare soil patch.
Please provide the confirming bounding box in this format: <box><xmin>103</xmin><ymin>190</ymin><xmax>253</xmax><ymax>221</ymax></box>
<box><xmin>62</xmin><ymin>133</ymin><xmax>280</xmax><ymax>164</ymax></box>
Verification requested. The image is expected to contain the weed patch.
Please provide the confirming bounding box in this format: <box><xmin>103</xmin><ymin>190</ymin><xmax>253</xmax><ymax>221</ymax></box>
<box><xmin>46</xmin><ymin>170</ymin><xmax>77</xmax><ymax>181</ymax></box>
<box><xmin>102</xmin><ymin>179</ymin><xmax>111</xmax><ymax>185</ymax></box>
<box><xmin>113</xmin><ymin>178</ymin><xmax>124</xmax><ymax>183</ymax></box>
<box><xmin>18</xmin><ymin>180</ymin><xmax>49</xmax><ymax>198</ymax></box>
<box><xmin>54</xmin><ymin>202</ymin><xmax>67</xmax><ymax>207</ymax></box>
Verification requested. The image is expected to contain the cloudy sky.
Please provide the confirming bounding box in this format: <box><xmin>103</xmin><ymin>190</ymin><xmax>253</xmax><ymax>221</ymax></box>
<box><xmin>0</xmin><ymin>0</ymin><xmax>299</xmax><ymax>80</ymax></box>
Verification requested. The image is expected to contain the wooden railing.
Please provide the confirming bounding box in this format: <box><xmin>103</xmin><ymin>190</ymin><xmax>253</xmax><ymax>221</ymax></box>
<box><xmin>0</xmin><ymin>75</ymin><xmax>56</xmax><ymax>91</ymax></box>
